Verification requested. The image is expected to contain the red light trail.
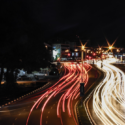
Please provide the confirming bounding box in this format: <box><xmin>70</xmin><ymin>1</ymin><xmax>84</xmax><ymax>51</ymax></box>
<box><xmin>26</xmin><ymin>63</ymin><xmax>92</xmax><ymax>125</ymax></box>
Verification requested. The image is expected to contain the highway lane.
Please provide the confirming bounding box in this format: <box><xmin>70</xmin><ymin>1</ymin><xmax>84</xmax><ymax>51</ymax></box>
<box><xmin>85</xmin><ymin>58</ymin><xmax>125</xmax><ymax>125</ymax></box>
<box><xmin>0</xmin><ymin>62</ymin><xmax>92</xmax><ymax>125</ymax></box>
<box><xmin>0</xmin><ymin>80</ymin><xmax>58</xmax><ymax>125</ymax></box>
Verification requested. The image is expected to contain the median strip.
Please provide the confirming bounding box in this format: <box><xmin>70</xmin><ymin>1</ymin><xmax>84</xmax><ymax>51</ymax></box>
<box><xmin>76</xmin><ymin>64</ymin><xmax>104</xmax><ymax>125</ymax></box>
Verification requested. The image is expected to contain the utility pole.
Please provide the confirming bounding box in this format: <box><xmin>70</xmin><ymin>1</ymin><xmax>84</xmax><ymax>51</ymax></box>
<box><xmin>81</xmin><ymin>48</ymin><xmax>84</xmax><ymax>82</ymax></box>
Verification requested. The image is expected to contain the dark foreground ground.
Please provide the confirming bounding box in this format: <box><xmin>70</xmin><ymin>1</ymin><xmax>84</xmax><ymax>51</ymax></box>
<box><xmin>0</xmin><ymin>76</ymin><xmax>59</xmax><ymax>106</ymax></box>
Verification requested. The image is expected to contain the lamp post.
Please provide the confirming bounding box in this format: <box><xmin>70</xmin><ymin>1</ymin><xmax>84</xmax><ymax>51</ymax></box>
<box><xmin>81</xmin><ymin>45</ymin><xmax>84</xmax><ymax>82</ymax></box>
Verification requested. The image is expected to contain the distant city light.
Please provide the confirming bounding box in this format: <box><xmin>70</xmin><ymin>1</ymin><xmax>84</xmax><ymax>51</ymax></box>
<box><xmin>68</xmin><ymin>53</ymin><xmax>70</xmax><ymax>56</ymax></box>
<box><xmin>99</xmin><ymin>48</ymin><xmax>101</xmax><ymax>50</ymax></box>
<box><xmin>65</xmin><ymin>49</ymin><xmax>69</xmax><ymax>52</ymax></box>
<box><xmin>87</xmin><ymin>50</ymin><xmax>90</xmax><ymax>53</ymax></box>
<box><xmin>117</xmin><ymin>49</ymin><xmax>120</xmax><ymax>52</ymax></box>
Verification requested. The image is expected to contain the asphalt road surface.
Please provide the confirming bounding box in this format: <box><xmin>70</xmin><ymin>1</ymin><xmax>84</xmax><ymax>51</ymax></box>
<box><xmin>0</xmin><ymin>62</ymin><xmax>92</xmax><ymax>125</ymax></box>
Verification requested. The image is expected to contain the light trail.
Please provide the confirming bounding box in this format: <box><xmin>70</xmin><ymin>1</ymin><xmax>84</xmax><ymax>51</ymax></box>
<box><xmin>86</xmin><ymin>58</ymin><xmax>125</xmax><ymax>125</ymax></box>
<box><xmin>26</xmin><ymin>62</ymin><xmax>91</xmax><ymax>125</ymax></box>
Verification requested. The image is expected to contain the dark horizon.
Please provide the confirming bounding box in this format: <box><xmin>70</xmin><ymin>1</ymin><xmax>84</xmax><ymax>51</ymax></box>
<box><xmin>1</xmin><ymin>0</ymin><xmax>125</xmax><ymax>48</ymax></box>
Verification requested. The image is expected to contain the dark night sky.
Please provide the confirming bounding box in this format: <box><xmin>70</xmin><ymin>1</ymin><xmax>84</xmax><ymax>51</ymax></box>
<box><xmin>1</xmin><ymin>0</ymin><xmax>125</xmax><ymax>47</ymax></box>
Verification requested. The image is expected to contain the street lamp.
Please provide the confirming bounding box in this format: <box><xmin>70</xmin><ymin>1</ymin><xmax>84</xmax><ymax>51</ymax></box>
<box><xmin>109</xmin><ymin>46</ymin><xmax>112</xmax><ymax>50</ymax></box>
<box><xmin>74</xmin><ymin>49</ymin><xmax>78</xmax><ymax>51</ymax></box>
<box><xmin>117</xmin><ymin>49</ymin><xmax>119</xmax><ymax>52</ymax></box>
<box><xmin>81</xmin><ymin>45</ymin><xmax>84</xmax><ymax>82</ymax></box>
<box><xmin>81</xmin><ymin>45</ymin><xmax>85</xmax><ymax>50</ymax></box>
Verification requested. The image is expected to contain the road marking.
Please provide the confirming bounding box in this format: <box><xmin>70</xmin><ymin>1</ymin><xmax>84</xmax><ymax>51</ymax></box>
<box><xmin>46</xmin><ymin>116</ymin><xmax>48</xmax><ymax>118</ymax></box>
<box><xmin>15</xmin><ymin>118</ymin><xmax>17</xmax><ymax>120</ymax></box>
<box><xmin>46</xmin><ymin>121</ymin><xmax>48</xmax><ymax>124</ymax></box>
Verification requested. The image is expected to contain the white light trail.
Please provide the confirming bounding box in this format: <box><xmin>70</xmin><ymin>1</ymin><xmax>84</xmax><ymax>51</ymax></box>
<box><xmin>92</xmin><ymin>58</ymin><xmax>125</xmax><ymax>125</ymax></box>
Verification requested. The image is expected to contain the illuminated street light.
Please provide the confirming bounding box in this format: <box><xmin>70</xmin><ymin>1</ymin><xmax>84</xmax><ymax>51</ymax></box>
<box><xmin>74</xmin><ymin>49</ymin><xmax>78</xmax><ymax>51</ymax></box>
<box><xmin>99</xmin><ymin>47</ymin><xmax>101</xmax><ymax>50</ymax></box>
<box><xmin>65</xmin><ymin>49</ymin><xmax>69</xmax><ymax>52</ymax></box>
<box><xmin>81</xmin><ymin>45</ymin><xmax>85</xmax><ymax>51</ymax></box>
<box><xmin>117</xmin><ymin>49</ymin><xmax>119</xmax><ymax>52</ymax></box>
<box><xmin>87</xmin><ymin>50</ymin><xmax>90</xmax><ymax>53</ymax></box>
<box><xmin>109</xmin><ymin>46</ymin><xmax>112</xmax><ymax>50</ymax></box>
<box><xmin>103</xmin><ymin>38</ymin><xmax>117</xmax><ymax>53</ymax></box>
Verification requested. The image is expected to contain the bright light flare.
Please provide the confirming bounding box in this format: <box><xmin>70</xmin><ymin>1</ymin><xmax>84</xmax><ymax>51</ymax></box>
<box><xmin>109</xmin><ymin>46</ymin><xmax>112</xmax><ymax>50</ymax></box>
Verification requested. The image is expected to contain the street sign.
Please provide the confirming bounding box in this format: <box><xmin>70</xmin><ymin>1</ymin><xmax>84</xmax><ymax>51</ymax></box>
<box><xmin>80</xmin><ymin>83</ymin><xmax>84</xmax><ymax>96</ymax></box>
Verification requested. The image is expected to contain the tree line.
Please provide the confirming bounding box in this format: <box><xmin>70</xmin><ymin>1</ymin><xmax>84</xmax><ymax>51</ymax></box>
<box><xmin>0</xmin><ymin>0</ymin><xmax>51</xmax><ymax>87</ymax></box>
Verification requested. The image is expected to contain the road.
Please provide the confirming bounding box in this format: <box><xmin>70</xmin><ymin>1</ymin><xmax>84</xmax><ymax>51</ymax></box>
<box><xmin>0</xmin><ymin>62</ymin><xmax>92</xmax><ymax>125</ymax></box>
<box><xmin>85</xmin><ymin>58</ymin><xmax>125</xmax><ymax>125</ymax></box>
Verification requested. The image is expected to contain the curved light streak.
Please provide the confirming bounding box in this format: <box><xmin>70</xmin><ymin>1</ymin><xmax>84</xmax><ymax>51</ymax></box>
<box><xmin>86</xmin><ymin>58</ymin><xmax>125</xmax><ymax>125</ymax></box>
<box><xmin>26</xmin><ymin>62</ymin><xmax>91</xmax><ymax>125</ymax></box>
